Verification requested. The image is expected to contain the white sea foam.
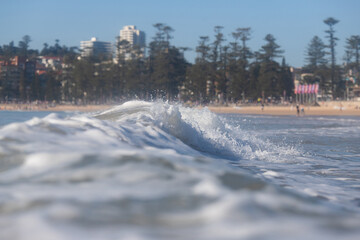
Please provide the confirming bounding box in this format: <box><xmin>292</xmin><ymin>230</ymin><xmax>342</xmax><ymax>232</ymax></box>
<box><xmin>0</xmin><ymin>100</ymin><xmax>360</xmax><ymax>240</ymax></box>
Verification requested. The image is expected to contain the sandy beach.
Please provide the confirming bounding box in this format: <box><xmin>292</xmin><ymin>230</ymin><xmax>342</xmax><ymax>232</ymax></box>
<box><xmin>0</xmin><ymin>103</ymin><xmax>112</xmax><ymax>112</ymax></box>
<box><xmin>207</xmin><ymin>101</ymin><xmax>360</xmax><ymax>116</ymax></box>
<box><xmin>1</xmin><ymin>101</ymin><xmax>360</xmax><ymax>116</ymax></box>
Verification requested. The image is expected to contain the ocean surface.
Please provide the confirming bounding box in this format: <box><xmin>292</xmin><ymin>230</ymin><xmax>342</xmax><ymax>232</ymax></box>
<box><xmin>0</xmin><ymin>101</ymin><xmax>359</xmax><ymax>240</ymax></box>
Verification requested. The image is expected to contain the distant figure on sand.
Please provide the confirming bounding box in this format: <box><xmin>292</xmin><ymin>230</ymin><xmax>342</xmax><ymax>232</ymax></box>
<box><xmin>296</xmin><ymin>105</ymin><xmax>300</xmax><ymax>116</ymax></box>
<box><xmin>261</xmin><ymin>103</ymin><xmax>264</xmax><ymax>111</ymax></box>
<box><xmin>301</xmin><ymin>105</ymin><xmax>305</xmax><ymax>116</ymax></box>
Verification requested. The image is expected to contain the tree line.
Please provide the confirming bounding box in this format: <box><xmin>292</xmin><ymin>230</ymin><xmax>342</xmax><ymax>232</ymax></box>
<box><xmin>0</xmin><ymin>18</ymin><xmax>359</xmax><ymax>104</ymax></box>
<box><xmin>304</xmin><ymin>18</ymin><xmax>360</xmax><ymax>98</ymax></box>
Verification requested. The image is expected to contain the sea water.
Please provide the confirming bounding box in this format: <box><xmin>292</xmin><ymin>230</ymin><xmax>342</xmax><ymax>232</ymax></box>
<box><xmin>0</xmin><ymin>101</ymin><xmax>359</xmax><ymax>240</ymax></box>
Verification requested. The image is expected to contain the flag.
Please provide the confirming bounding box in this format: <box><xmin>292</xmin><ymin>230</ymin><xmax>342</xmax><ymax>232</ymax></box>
<box><xmin>315</xmin><ymin>83</ymin><xmax>319</xmax><ymax>94</ymax></box>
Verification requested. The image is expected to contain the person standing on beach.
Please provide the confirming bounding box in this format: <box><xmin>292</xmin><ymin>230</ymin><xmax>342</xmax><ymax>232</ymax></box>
<box><xmin>300</xmin><ymin>105</ymin><xmax>305</xmax><ymax>116</ymax></box>
<box><xmin>296</xmin><ymin>105</ymin><xmax>300</xmax><ymax>116</ymax></box>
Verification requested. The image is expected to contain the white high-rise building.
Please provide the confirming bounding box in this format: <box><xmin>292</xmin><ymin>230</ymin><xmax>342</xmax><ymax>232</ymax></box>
<box><xmin>117</xmin><ymin>25</ymin><xmax>146</xmax><ymax>60</ymax></box>
<box><xmin>80</xmin><ymin>37</ymin><xmax>113</xmax><ymax>60</ymax></box>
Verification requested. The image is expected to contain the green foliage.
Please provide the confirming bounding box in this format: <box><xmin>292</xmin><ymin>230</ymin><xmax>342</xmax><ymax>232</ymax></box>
<box><xmin>18</xmin><ymin>35</ymin><xmax>31</xmax><ymax>56</ymax></box>
<box><xmin>148</xmin><ymin>23</ymin><xmax>188</xmax><ymax>101</ymax></box>
<box><xmin>247</xmin><ymin>62</ymin><xmax>261</xmax><ymax>99</ymax></box>
<box><xmin>44</xmin><ymin>71</ymin><xmax>61</xmax><ymax>102</ymax></box>
<box><xmin>345</xmin><ymin>35</ymin><xmax>360</xmax><ymax>69</ymax></box>
<box><xmin>185</xmin><ymin>61</ymin><xmax>210</xmax><ymax>102</ymax></box>
<box><xmin>1</xmin><ymin>19</ymin><xmax>356</xmax><ymax>104</ymax></box>
<box><xmin>150</xmin><ymin>46</ymin><xmax>187</xmax><ymax>100</ymax></box>
<box><xmin>305</xmin><ymin>36</ymin><xmax>328</xmax><ymax>70</ymax></box>
<box><xmin>184</xmin><ymin>36</ymin><xmax>211</xmax><ymax>103</ymax></box>
<box><xmin>2</xmin><ymin>41</ymin><xmax>19</xmax><ymax>60</ymax></box>
<box><xmin>324</xmin><ymin>17</ymin><xmax>341</xmax><ymax>98</ymax></box>
<box><xmin>185</xmin><ymin>30</ymin><xmax>293</xmax><ymax>103</ymax></box>
<box><xmin>230</xmin><ymin>28</ymin><xmax>252</xmax><ymax>63</ymax></box>
<box><xmin>258</xmin><ymin>61</ymin><xmax>280</xmax><ymax>97</ymax></box>
<box><xmin>229</xmin><ymin>59</ymin><xmax>248</xmax><ymax>101</ymax></box>
<box><xmin>40</xmin><ymin>39</ymin><xmax>78</xmax><ymax>58</ymax></box>
<box><xmin>280</xmin><ymin>58</ymin><xmax>294</xmax><ymax>98</ymax></box>
<box><xmin>259</xmin><ymin>34</ymin><xmax>284</xmax><ymax>62</ymax></box>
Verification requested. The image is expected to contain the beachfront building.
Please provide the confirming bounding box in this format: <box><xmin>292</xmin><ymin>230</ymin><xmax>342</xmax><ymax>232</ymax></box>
<box><xmin>37</xmin><ymin>56</ymin><xmax>62</xmax><ymax>72</ymax></box>
<box><xmin>0</xmin><ymin>56</ymin><xmax>36</xmax><ymax>101</ymax></box>
<box><xmin>80</xmin><ymin>37</ymin><xmax>113</xmax><ymax>60</ymax></box>
<box><xmin>116</xmin><ymin>25</ymin><xmax>146</xmax><ymax>61</ymax></box>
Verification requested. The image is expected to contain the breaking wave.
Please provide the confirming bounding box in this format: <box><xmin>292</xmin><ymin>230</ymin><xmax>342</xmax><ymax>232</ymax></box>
<box><xmin>0</xmin><ymin>100</ymin><xmax>359</xmax><ymax>240</ymax></box>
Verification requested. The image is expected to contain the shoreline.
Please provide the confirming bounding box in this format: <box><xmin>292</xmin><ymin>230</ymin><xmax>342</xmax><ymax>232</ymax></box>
<box><xmin>207</xmin><ymin>101</ymin><xmax>360</xmax><ymax>116</ymax></box>
<box><xmin>1</xmin><ymin>101</ymin><xmax>360</xmax><ymax>116</ymax></box>
<box><xmin>0</xmin><ymin>103</ymin><xmax>113</xmax><ymax>112</ymax></box>
<box><xmin>207</xmin><ymin>105</ymin><xmax>360</xmax><ymax>116</ymax></box>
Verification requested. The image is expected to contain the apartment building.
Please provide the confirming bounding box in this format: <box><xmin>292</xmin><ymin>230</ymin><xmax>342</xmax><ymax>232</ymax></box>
<box><xmin>80</xmin><ymin>37</ymin><xmax>113</xmax><ymax>60</ymax></box>
<box><xmin>117</xmin><ymin>25</ymin><xmax>146</xmax><ymax>60</ymax></box>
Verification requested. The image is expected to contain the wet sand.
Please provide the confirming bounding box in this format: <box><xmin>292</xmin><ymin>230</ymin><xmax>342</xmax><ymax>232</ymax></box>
<box><xmin>207</xmin><ymin>102</ymin><xmax>360</xmax><ymax>116</ymax></box>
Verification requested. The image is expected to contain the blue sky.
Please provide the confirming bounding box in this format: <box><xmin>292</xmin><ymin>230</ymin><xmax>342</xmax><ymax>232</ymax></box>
<box><xmin>1</xmin><ymin>0</ymin><xmax>359</xmax><ymax>67</ymax></box>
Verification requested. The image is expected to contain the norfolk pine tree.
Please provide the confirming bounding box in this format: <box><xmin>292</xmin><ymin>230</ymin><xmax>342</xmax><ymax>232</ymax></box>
<box><xmin>324</xmin><ymin>17</ymin><xmax>340</xmax><ymax>97</ymax></box>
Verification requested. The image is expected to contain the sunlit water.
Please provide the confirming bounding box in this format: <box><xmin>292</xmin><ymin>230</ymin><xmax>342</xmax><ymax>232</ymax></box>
<box><xmin>0</xmin><ymin>101</ymin><xmax>359</xmax><ymax>240</ymax></box>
